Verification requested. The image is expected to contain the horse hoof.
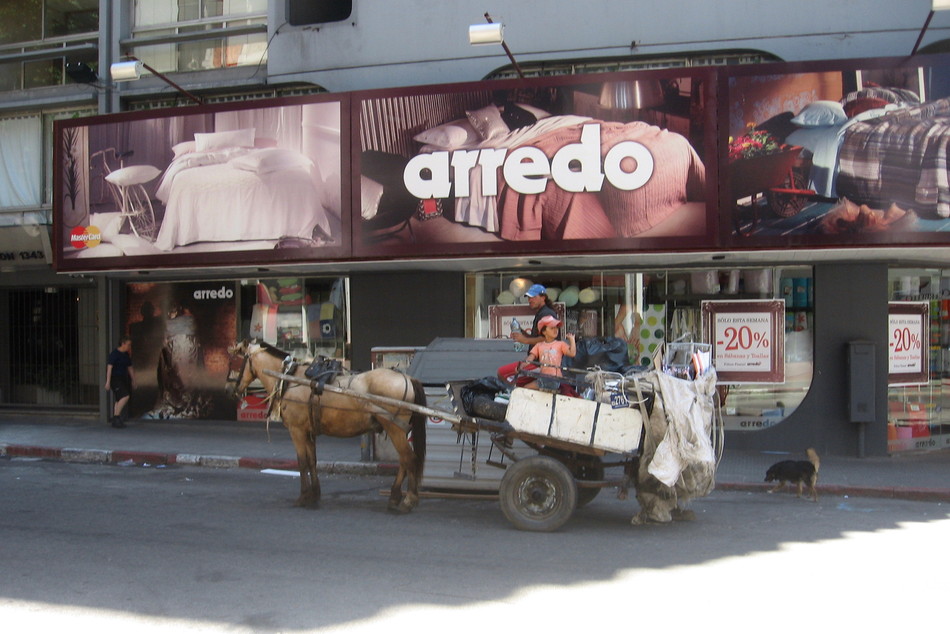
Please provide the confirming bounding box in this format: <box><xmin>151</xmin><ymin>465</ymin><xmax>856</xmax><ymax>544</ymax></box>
<box><xmin>395</xmin><ymin>498</ymin><xmax>417</xmax><ymax>514</ymax></box>
<box><xmin>295</xmin><ymin>497</ymin><xmax>320</xmax><ymax>509</ymax></box>
<box><xmin>387</xmin><ymin>501</ymin><xmax>410</xmax><ymax>514</ymax></box>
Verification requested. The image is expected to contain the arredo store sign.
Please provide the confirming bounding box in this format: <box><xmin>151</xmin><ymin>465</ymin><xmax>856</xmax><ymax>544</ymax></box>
<box><xmin>404</xmin><ymin>123</ymin><xmax>655</xmax><ymax>199</ymax></box>
<box><xmin>52</xmin><ymin>52</ymin><xmax>950</xmax><ymax>273</ymax></box>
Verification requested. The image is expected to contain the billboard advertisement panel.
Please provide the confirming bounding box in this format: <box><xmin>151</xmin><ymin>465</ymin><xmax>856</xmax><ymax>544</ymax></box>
<box><xmin>52</xmin><ymin>53</ymin><xmax>950</xmax><ymax>272</ymax></box>
<box><xmin>722</xmin><ymin>53</ymin><xmax>950</xmax><ymax>248</ymax></box>
<box><xmin>54</xmin><ymin>94</ymin><xmax>349</xmax><ymax>272</ymax></box>
<box><xmin>124</xmin><ymin>281</ymin><xmax>238</xmax><ymax>420</ymax></box>
<box><xmin>351</xmin><ymin>70</ymin><xmax>718</xmax><ymax>258</ymax></box>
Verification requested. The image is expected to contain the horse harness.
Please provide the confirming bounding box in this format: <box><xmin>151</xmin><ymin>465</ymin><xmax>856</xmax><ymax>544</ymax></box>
<box><xmin>301</xmin><ymin>356</ymin><xmax>344</xmax><ymax>434</ymax></box>
<box><xmin>304</xmin><ymin>356</ymin><xmax>343</xmax><ymax>393</ymax></box>
<box><xmin>234</xmin><ymin>343</ymin><xmax>414</xmax><ymax>436</ymax></box>
<box><xmin>267</xmin><ymin>355</ymin><xmax>299</xmax><ymax>424</ymax></box>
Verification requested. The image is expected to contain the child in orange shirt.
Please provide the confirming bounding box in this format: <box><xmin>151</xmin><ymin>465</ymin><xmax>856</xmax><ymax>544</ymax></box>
<box><xmin>519</xmin><ymin>315</ymin><xmax>576</xmax><ymax>391</ymax></box>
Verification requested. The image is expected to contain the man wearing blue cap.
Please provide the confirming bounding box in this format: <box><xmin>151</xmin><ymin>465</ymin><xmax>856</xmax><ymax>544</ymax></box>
<box><xmin>498</xmin><ymin>284</ymin><xmax>559</xmax><ymax>384</ymax></box>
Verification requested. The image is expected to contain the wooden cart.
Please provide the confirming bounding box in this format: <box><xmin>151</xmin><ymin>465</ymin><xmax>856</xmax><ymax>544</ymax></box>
<box><xmin>444</xmin><ymin>379</ymin><xmax>650</xmax><ymax>532</ymax></box>
<box><xmin>264</xmin><ymin>367</ymin><xmax>651</xmax><ymax>532</ymax></box>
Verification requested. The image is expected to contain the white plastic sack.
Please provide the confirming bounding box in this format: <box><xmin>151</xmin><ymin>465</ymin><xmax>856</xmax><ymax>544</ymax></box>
<box><xmin>648</xmin><ymin>367</ymin><xmax>718</xmax><ymax>488</ymax></box>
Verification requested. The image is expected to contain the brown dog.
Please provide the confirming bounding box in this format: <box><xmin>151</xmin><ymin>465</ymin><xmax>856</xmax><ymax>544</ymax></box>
<box><xmin>764</xmin><ymin>448</ymin><xmax>820</xmax><ymax>501</ymax></box>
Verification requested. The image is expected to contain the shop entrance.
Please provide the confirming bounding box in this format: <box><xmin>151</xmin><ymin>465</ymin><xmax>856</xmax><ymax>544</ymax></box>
<box><xmin>2</xmin><ymin>286</ymin><xmax>98</xmax><ymax>407</ymax></box>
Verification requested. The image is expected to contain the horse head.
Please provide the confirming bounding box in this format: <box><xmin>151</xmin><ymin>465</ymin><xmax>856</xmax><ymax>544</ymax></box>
<box><xmin>225</xmin><ymin>339</ymin><xmax>294</xmax><ymax>397</ymax></box>
<box><xmin>225</xmin><ymin>339</ymin><xmax>263</xmax><ymax>397</ymax></box>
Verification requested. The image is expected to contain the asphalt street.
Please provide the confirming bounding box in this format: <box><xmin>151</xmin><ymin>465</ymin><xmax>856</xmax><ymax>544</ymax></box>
<box><xmin>1</xmin><ymin>457</ymin><xmax>947</xmax><ymax>632</ymax></box>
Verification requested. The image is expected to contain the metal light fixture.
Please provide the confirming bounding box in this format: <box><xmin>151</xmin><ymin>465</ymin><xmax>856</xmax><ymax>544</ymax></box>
<box><xmin>109</xmin><ymin>56</ymin><xmax>204</xmax><ymax>105</ymax></box>
<box><xmin>469</xmin><ymin>23</ymin><xmax>504</xmax><ymax>45</ymax></box>
<box><xmin>468</xmin><ymin>13</ymin><xmax>524</xmax><ymax>80</ymax></box>
<box><xmin>110</xmin><ymin>60</ymin><xmax>144</xmax><ymax>82</ymax></box>
<box><xmin>912</xmin><ymin>0</ymin><xmax>950</xmax><ymax>55</ymax></box>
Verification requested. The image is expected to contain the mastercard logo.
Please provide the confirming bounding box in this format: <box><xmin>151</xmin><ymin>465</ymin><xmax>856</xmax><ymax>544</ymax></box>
<box><xmin>70</xmin><ymin>226</ymin><xmax>102</xmax><ymax>249</ymax></box>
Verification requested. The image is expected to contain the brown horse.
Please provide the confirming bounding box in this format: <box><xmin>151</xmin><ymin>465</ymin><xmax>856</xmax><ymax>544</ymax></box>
<box><xmin>225</xmin><ymin>340</ymin><xmax>427</xmax><ymax>513</ymax></box>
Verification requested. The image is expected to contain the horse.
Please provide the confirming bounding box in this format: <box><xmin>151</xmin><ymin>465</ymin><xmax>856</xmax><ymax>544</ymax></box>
<box><xmin>225</xmin><ymin>339</ymin><xmax>427</xmax><ymax>513</ymax></box>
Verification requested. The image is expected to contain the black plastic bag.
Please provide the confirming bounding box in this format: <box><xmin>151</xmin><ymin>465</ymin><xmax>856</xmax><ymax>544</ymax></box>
<box><xmin>572</xmin><ymin>336</ymin><xmax>631</xmax><ymax>372</ymax></box>
<box><xmin>460</xmin><ymin>376</ymin><xmax>510</xmax><ymax>419</ymax></box>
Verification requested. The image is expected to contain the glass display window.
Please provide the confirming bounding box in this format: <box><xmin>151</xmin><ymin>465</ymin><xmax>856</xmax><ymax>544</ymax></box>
<box><xmin>240</xmin><ymin>276</ymin><xmax>348</xmax><ymax>362</ymax></box>
<box><xmin>887</xmin><ymin>268</ymin><xmax>950</xmax><ymax>453</ymax></box>
<box><xmin>466</xmin><ymin>266</ymin><xmax>813</xmax><ymax>432</ymax></box>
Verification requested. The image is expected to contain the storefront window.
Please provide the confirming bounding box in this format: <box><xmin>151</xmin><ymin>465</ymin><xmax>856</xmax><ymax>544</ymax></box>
<box><xmin>124</xmin><ymin>276</ymin><xmax>347</xmax><ymax>422</ymax></box>
<box><xmin>887</xmin><ymin>268</ymin><xmax>950</xmax><ymax>452</ymax></box>
<box><xmin>238</xmin><ymin>276</ymin><xmax>348</xmax><ymax>361</ymax></box>
<box><xmin>466</xmin><ymin>266</ymin><xmax>813</xmax><ymax>431</ymax></box>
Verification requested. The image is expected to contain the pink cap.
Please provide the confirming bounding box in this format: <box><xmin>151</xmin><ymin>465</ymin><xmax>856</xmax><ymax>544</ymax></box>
<box><xmin>537</xmin><ymin>315</ymin><xmax>562</xmax><ymax>330</ymax></box>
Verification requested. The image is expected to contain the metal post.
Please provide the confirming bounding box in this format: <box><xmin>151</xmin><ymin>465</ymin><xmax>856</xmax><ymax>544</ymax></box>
<box><xmin>912</xmin><ymin>10</ymin><xmax>935</xmax><ymax>56</ymax></box>
<box><xmin>484</xmin><ymin>13</ymin><xmax>525</xmax><ymax>80</ymax></box>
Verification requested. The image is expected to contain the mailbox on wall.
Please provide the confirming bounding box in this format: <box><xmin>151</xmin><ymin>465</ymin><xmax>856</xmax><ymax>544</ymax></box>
<box><xmin>848</xmin><ymin>341</ymin><xmax>876</xmax><ymax>423</ymax></box>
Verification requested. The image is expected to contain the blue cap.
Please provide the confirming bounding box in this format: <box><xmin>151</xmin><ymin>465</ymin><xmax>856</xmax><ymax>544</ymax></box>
<box><xmin>524</xmin><ymin>284</ymin><xmax>547</xmax><ymax>298</ymax></box>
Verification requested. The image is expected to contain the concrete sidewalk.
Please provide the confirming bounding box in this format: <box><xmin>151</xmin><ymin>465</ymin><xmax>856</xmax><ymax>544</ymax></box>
<box><xmin>2</xmin><ymin>411</ymin><xmax>949</xmax><ymax>502</ymax></box>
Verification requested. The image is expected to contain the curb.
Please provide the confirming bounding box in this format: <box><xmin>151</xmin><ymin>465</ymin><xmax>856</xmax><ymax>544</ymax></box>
<box><xmin>1</xmin><ymin>443</ymin><xmax>397</xmax><ymax>476</ymax></box>
<box><xmin>717</xmin><ymin>481</ymin><xmax>950</xmax><ymax>503</ymax></box>
<box><xmin>4</xmin><ymin>443</ymin><xmax>948</xmax><ymax>502</ymax></box>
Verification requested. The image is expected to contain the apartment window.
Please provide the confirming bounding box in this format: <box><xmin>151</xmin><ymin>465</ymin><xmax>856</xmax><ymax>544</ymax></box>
<box><xmin>0</xmin><ymin>108</ymin><xmax>95</xmax><ymax>215</ymax></box>
<box><xmin>0</xmin><ymin>0</ymin><xmax>99</xmax><ymax>90</ymax></box>
<box><xmin>131</xmin><ymin>0</ymin><xmax>268</xmax><ymax>73</ymax></box>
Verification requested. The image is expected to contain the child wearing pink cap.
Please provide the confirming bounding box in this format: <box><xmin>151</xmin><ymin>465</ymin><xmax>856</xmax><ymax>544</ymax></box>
<box><xmin>519</xmin><ymin>315</ymin><xmax>576</xmax><ymax>391</ymax></box>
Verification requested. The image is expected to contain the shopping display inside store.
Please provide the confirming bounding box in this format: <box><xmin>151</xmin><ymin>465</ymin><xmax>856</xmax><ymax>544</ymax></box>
<box><xmin>887</xmin><ymin>269</ymin><xmax>950</xmax><ymax>453</ymax></box>
<box><xmin>467</xmin><ymin>266</ymin><xmax>814</xmax><ymax>433</ymax></box>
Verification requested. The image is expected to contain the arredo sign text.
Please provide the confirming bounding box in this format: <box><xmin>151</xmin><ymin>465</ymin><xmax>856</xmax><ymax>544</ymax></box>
<box><xmin>403</xmin><ymin>124</ymin><xmax>654</xmax><ymax>199</ymax></box>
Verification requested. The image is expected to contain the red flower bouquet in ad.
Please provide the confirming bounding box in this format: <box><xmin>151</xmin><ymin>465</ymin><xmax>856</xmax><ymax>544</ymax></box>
<box><xmin>729</xmin><ymin>123</ymin><xmax>782</xmax><ymax>161</ymax></box>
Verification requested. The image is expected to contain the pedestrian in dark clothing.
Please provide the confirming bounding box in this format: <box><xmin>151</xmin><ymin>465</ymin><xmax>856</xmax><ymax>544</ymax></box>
<box><xmin>105</xmin><ymin>337</ymin><xmax>134</xmax><ymax>428</ymax></box>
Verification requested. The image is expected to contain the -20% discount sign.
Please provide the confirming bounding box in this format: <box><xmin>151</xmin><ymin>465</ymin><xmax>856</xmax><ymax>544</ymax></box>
<box><xmin>888</xmin><ymin>312</ymin><xmax>925</xmax><ymax>374</ymax></box>
<box><xmin>702</xmin><ymin>300</ymin><xmax>785</xmax><ymax>383</ymax></box>
<box><xmin>711</xmin><ymin>312</ymin><xmax>774</xmax><ymax>373</ymax></box>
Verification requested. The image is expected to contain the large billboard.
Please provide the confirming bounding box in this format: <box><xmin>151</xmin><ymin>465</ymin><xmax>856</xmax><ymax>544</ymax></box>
<box><xmin>722</xmin><ymin>53</ymin><xmax>950</xmax><ymax>248</ymax></box>
<box><xmin>52</xmin><ymin>53</ymin><xmax>950</xmax><ymax>272</ymax></box>
<box><xmin>54</xmin><ymin>94</ymin><xmax>349</xmax><ymax>272</ymax></box>
<box><xmin>351</xmin><ymin>70</ymin><xmax>718</xmax><ymax>258</ymax></box>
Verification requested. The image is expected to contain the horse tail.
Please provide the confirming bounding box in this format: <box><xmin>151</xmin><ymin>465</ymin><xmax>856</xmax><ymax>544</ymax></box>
<box><xmin>409</xmin><ymin>377</ymin><xmax>427</xmax><ymax>478</ymax></box>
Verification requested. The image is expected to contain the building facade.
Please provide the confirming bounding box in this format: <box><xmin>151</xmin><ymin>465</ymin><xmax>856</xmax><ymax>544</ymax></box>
<box><xmin>2</xmin><ymin>1</ymin><xmax>950</xmax><ymax>459</ymax></box>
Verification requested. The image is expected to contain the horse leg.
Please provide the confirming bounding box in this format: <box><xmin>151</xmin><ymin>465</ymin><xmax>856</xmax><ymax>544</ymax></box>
<box><xmin>380</xmin><ymin>422</ymin><xmax>418</xmax><ymax>513</ymax></box>
<box><xmin>288</xmin><ymin>425</ymin><xmax>320</xmax><ymax>508</ymax></box>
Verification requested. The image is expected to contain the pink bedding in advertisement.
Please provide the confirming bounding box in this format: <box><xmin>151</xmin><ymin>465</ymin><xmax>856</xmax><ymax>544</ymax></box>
<box><xmin>494</xmin><ymin>119</ymin><xmax>706</xmax><ymax>240</ymax></box>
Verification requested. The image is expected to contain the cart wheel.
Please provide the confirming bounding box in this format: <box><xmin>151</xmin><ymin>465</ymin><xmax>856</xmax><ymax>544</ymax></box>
<box><xmin>571</xmin><ymin>455</ymin><xmax>605</xmax><ymax>508</ymax></box>
<box><xmin>545</xmin><ymin>450</ymin><xmax>604</xmax><ymax>508</ymax></box>
<box><xmin>766</xmin><ymin>169</ymin><xmax>809</xmax><ymax>218</ymax></box>
<box><xmin>500</xmin><ymin>455</ymin><xmax>577</xmax><ymax>532</ymax></box>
